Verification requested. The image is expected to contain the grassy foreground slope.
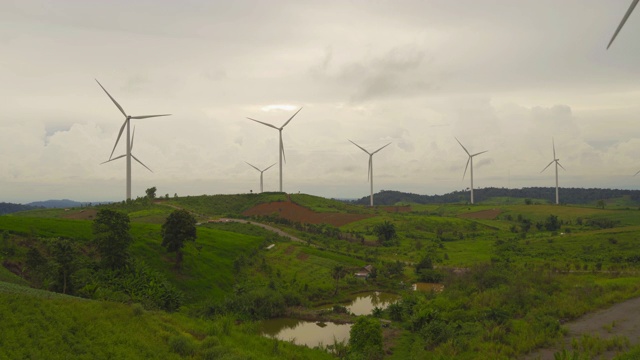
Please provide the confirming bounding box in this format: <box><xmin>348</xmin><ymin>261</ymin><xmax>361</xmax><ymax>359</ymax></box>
<box><xmin>0</xmin><ymin>281</ymin><xmax>331</xmax><ymax>360</ymax></box>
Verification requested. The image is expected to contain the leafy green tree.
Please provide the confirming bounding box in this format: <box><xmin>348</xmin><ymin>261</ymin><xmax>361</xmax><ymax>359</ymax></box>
<box><xmin>332</xmin><ymin>264</ymin><xmax>347</xmax><ymax>295</ymax></box>
<box><xmin>93</xmin><ymin>209</ymin><xmax>133</xmax><ymax>270</ymax></box>
<box><xmin>349</xmin><ymin>316</ymin><xmax>383</xmax><ymax>360</ymax></box>
<box><xmin>51</xmin><ymin>238</ymin><xmax>77</xmax><ymax>294</ymax></box>
<box><xmin>161</xmin><ymin>209</ymin><xmax>197</xmax><ymax>268</ymax></box>
<box><xmin>597</xmin><ymin>199</ymin><xmax>605</xmax><ymax>209</ymax></box>
<box><xmin>145</xmin><ymin>186</ymin><xmax>157</xmax><ymax>199</ymax></box>
<box><xmin>544</xmin><ymin>214</ymin><xmax>561</xmax><ymax>231</ymax></box>
<box><xmin>373</xmin><ymin>220</ymin><xmax>396</xmax><ymax>245</ymax></box>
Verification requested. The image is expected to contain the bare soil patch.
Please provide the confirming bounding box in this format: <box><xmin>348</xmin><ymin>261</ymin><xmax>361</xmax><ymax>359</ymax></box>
<box><xmin>458</xmin><ymin>208</ymin><xmax>501</xmax><ymax>220</ymax></box>
<box><xmin>284</xmin><ymin>245</ymin><xmax>296</xmax><ymax>255</ymax></box>
<box><xmin>296</xmin><ymin>252</ymin><xmax>309</xmax><ymax>261</ymax></box>
<box><xmin>381</xmin><ymin>206</ymin><xmax>411</xmax><ymax>213</ymax></box>
<box><xmin>242</xmin><ymin>201</ymin><xmax>371</xmax><ymax>227</ymax></box>
<box><xmin>62</xmin><ymin>209</ymin><xmax>97</xmax><ymax>220</ymax></box>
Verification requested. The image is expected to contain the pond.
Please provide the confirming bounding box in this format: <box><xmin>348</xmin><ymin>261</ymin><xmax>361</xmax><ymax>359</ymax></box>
<box><xmin>259</xmin><ymin>291</ymin><xmax>400</xmax><ymax>348</ymax></box>
<box><xmin>259</xmin><ymin>318</ymin><xmax>351</xmax><ymax>348</ymax></box>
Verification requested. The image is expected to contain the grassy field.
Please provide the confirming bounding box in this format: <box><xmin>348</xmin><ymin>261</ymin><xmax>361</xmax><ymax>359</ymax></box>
<box><xmin>4</xmin><ymin>194</ymin><xmax>640</xmax><ymax>359</ymax></box>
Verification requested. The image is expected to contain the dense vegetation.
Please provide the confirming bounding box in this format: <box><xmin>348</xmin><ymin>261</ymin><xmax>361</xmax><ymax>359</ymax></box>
<box><xmin>352</xmin><ymin>188</ymin><xmax>640</xmax><ymax>207</ymax></box>
<box><xmin>3</xmin><ymin>192</ymin><xmax>640</xmax><ymax>358</ymax></box>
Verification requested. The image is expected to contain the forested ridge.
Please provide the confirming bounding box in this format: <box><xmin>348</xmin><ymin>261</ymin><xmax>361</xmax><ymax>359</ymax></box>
<box><xmin>350</xmin><ymin>187</ymin><xmax>640</xmax><ymax>205</ymax></box>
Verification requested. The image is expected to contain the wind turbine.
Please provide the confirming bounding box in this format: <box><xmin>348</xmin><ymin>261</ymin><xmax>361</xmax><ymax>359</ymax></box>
<box><xmin>541</xmin><ymin>138</ymin><xmax>566</xmax><ymax>205</ymax></box>
<box><xmin>247</xmin><ymin>107</ymin><xmax>302</xmax><ymax>193</ymax></box>
<box><xmin>349</xmin><ymin>140</ymin><xmax>391</xmax><ymax>207</ymax></box>
<box><xmin>608</xmin><ymin>0</ymin><xmax>639</xmax><ymax>49</ymax></box>
<box><xmin>245</xmin><ymin>162</ymin><xmax>276</xmax><ymax>193</ymax></box>
<box><xmin>96</xmin><ymin>79</ymin><xmax>170</xmax><ymax>200</ymax></box>
<box><xmin>102</xmin><ymin>126</ymin><xmax>153</xmax><ymax>173</ymax></box>
<box><xmin>456</xmin><ymin>137</ymin><xmax>487</xmax><ymax>205</ymax></box>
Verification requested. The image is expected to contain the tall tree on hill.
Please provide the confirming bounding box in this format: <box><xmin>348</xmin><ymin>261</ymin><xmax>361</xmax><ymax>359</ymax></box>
<box><xmin>161</xmin><ymin>209</ymin><xmax>197</xmax><ymax>269</ymax></box>
<box><xmin>332</xmin><ymin>264</ymin><xmax>347</xmax><ymax>295</ymax></box>
<box><xmin>146</xmin><ymin>186</ymin><xmax>157</xmax><ymax>200</ymax></box>
<box><xmin>52</xmin><ymin>238</ymin><xmax>77</xmax><ymax>294</ymax></box>
<box><xmin>93</xmin><ymin>209</ymin><xmax>133</xmax><ymax>270</ymax></box>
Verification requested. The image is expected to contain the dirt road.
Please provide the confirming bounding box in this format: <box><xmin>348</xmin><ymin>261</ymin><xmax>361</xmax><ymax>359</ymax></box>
<box><xmin>523</xmin><ymin>296</ymin><xmax>640</xmax><ymax>359</ymax></box>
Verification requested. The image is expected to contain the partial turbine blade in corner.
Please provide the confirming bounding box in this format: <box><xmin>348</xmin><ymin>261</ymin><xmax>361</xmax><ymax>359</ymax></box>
<box><xmin>557</xmin><ymin>161</ymin><xmax>566</xmax><ymax>171</ymax></box>
<box><xmin>552</xmin><ymin>138</ymin><xmax>556</xmax><ymax>159</ymax></box>
<box><xmin>109</xmin><ymin>120</ymin><xmax>128</xmax><ymax>160</ymax></box>
<box><xmin>95</xmin><ymin>79</ymin><xmax>127</xmax><ymax>117</ymax></box>
<box><xmin>349</xmin><ymin>139</ymin><xmax>370</xmax><ymax>155</ymax></box>
<box><xmin>264</xmin><ymin>163</ymin><xmax>277</xmax><ymax>172</ymax></box>
<box><xmin>462</xmin><ymin>157</ymin><xmax>470</xmax><ymax>180</ymax></box>
<box><xmin>372</xmin><ymin>142</ymin><xmax>392</xmax><ymax>155</ymax></box>
<box><xmin>247</xmin><ymin>117</ymin><xmax>280</xmax><ymax>130</ymax></box>
<box><xmin>634</xmin><ymin>169</ymin><xmax>640</xmax><ymax>176</ymax></box>
<box><xmin>131</xmin><ymin>114</ymin><xmax>171</xmax><ymax>119</ymax></box>
<box><xmin>541</xmin><ymin>161</ymin><xmax>555</xmax><ymax>173</ymax></box>
<box><xmin>245</xmin><ymin>162</ymin><xmax>261</xmax><ymax>172</ymax></box>
<box><xmin>607</xmin><ymin>0</ymin><xmax>639</xmax><ymax>49</ymax></box>
<box><xmin>472</xmin><ymin>150</ymin><xmax>488</xmax><ymax>157</ymax></box>
<box><xmin>132</xmin><ymin>154</ymin><xmax>153</xmax><ymax>173</ymax></box>
<box><xmin>455</xmin><ymin>137</ymin><xmax>471</xmax><ymax>156</ymax></box>
<box><xmin>281</xmin><ymin>107</ymin><xmax>303</xmax><ymax>128</ymax></box>
<box><xmin>100</xmin><ymin>154</ymin><xmax>126</xmax><ymax>164</ymax></box>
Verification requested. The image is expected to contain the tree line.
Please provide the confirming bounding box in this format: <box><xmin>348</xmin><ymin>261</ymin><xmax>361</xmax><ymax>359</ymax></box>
<box><xmin>350</xmin><ymin>187</ymin><xmax>640</xmax><ymax>206</ymax></box>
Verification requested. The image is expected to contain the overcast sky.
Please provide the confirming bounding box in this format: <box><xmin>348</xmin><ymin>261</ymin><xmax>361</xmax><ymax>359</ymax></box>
<box><xmin>2</xmin><ymin>0</ymin><xmax>640</xmax><ymax>203</ymax></box>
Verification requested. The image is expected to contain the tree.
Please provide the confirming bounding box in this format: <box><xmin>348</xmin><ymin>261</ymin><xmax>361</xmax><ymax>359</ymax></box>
<box><xmin>544</xmin><ymin>214</ymin><xmax>561</xmax><ymax>232</ymax></box>
<box><xmin>51</xmin><ymin>238</ymin><xmax>77</xmax><ymax>294</ymax></box>
<box><xmin>331</xmin><ymin>264</ymin><xmax>347</xmax><ymax>295</ymax></box>
<box><xmin>93</xmin><ymin>209</ymin><xmax>133</xmax><ymax>270</ymax></box>
<box><xmin>349</xmin><ymin>316</ymin><xmax>384</xmax><ymax>360</ymax></box>
<box><xmin>146</xmin><ymin>186</ymin><xmax>157</xmax><ymax>200</ymax></box>
<box><xmin>373</xmin><ymin>220</ymin><xmax>396</xmax><ymax>246</ymax></box>
<box><xmin>597</xmin><ymin>199</ymin><xmax>606</xmax><ymax>209</ymax></box>
<box><xmin>161</xmin><ymin>209</ymin><xmax>197</xmax><ymax>268</ymax></box>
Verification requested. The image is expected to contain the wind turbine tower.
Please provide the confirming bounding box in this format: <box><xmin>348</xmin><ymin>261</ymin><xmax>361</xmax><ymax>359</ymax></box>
<box><xmin>349</xmin><ymin>140</ymin><xmax>391</xmax><ymax>207</ymax></box>
<box><xmin>96</xmin><ymin>79</ymin><xmax>170</xmax><ymax>200</ymax></box>
<box><xmin>456</xmin><ymin>138</ymin><xmax>487</xmax><ymax>205</ymax></box>
<box><xmin>541</xmin><ymin>138</ymin><xmax>566</xmax><ymax>205</ymax></box>
<box><xmin>247</xmin><ymin>108</ymin><xmax>302</xmax><ymax>193</ymax></box>
<box><xmin>245</xmin><ymin>162</ymin><xmax>276</xmax><ymax>193</ymax></box>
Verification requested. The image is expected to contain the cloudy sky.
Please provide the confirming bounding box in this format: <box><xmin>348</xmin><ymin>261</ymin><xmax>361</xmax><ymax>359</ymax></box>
<box><xmin>2</xmin><ymin>0</ymin><xmax>640</xmax><ymax>203</ymax></box>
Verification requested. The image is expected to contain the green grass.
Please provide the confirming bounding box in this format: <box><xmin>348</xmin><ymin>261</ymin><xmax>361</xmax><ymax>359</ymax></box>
<box><xmin>0</xmin><ymin>285</ymin><xmax>332</xmax><ymax>360</ymax></box>
<box><xmin>163</xmin><ymin>193</ymin><xmax>288</xmax><ymax>217</ymax></box>
<box><xmin>288</xmin><ymin>193</ymin><xmax>369</xmax><ymax>214</ymax></box>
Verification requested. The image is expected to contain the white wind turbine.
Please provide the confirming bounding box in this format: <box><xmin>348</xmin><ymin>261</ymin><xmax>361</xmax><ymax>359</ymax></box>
<box><xmin>607</xmin><ymin>0</ymin><xmax>639</xmax><ymax>49</ymax></box>
<box><xmin>456</xmin><ymin>137</ymin><xmax>487</xmax><ymax>205</ymax></box>
<box><xmin>245</xmin><ymin>162</ymin><xmax>276</xmax><ymax>193</ymax></box>
<box><xmin>102</xmin><ymin>126</ymin><xmax>153</xmax><ymax>173</ymax></box>
<box><xmin>247</xmin><ymin>107</ymin><xmax>302</xmax><ymax>193</ymax></box>
<box><xmin>96</xmin><ymin>79</ymin><xmax>170</xmax><ymax>200</ymax></box>
<box><xmin>349</xmin><ymin>140</ymin><xmax>391</xmax><ymax>207</ymax></box>
<box><xmin>541</xmin><ymin>138</ymin><xmax>566</xmax><ymax>205</ymax></box>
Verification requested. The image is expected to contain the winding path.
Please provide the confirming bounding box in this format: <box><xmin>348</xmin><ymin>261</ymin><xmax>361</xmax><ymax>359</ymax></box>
<box><xmin>211</xmin><ymin>218</ymin><xmax>306</xmax><ymax>244</ymax></box>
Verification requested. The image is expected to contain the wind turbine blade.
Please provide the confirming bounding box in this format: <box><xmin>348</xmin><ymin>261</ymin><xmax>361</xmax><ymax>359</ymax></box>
<box><xmin>368</xmin><ymin>156</ymin><xmax>372</xmax><ymax>182</ymax></box>
<box><xmin>607</xmin><ymin>0</ymin><xmax>639</xmax><ymax>49</ymax></box>
<box><xmin>247</xmin><ymin>117</ymin><xmax>280</xmax><ymax>130</ymax></box>
<box><xmin>245</xmin><ymin>161</ymin><xmax>261</xmax><ymax>172</ymax></box>
<box><xmin>455</xmin><ymin>137</ymin><xmax>470</xmax><ymax>156</ymax></box>
<box><xmin>349</xmin><ymin>139</ymin><xmax>371</xmax><ymax>155</ymax></box>
<box><xmin>281</xmin><ymin>107</ymin><xmax>303</xmax><ymax>128</ymax></box>
<box><xmin>372</xmin><ymin>142</ymin><xmax>392</xmax><ymax>155</ymax></box>
<box><xmin>557</xmin><ymin>161</ymin><xmax>566</xmax><ymax>171</ymax></box>
<box><xmin>95</xmin><ymin>79</ymin><xmax>127</xmax><ymax>118</ymax></box>
<box><xmin>131</xmin><ymin>154</ymin><xmax>153</xmax><ymax>173</ymax></box>
<box><xmin>109</xmin><ymin>119</ymin><xmax>128</xmax><ymax>160</ymax></box>
<box><xmin>635</xmin><ymin>169</ymin><xmax>640</xmax><ymax>176</ymax></box>
<box><xmin>131</xmin><ymin>126</ymin><xmax>136</xmax><ymax>151</ymax></box>
<box><xmin>462</xmin><ymin>157</ymin><xmax>470</xmax><ymax>180</ymax></box>
<box><xmin>100</xmin><ymin>154</ymin><xmax>126</xmax><ymax>164</ymax></box>
<box><xmin>472</xmin><ymin>150</ymin><xmax>488</xmax><ymax>157</ymax></box>
<box><xmin>552</xmin><ymin>138</ymin><xmax>556</xmax><ymax>159</ymax></box>
<box><xmin>280</xmin><ymin>136</ymin><xmax>286</xmax><ymax>163</ymax></box>
<box><xmin>131</xmin><ymin>114</ymin><xmax>171</xmax><ymax>119</ymax></box>
<box><xmin>541</xmin><ymin>161</ymin><xmax>554</xmax><ymax>173</ymax></box>
<box><xmin>264</xmin><ymin>163</ymin><xmax>277</xmax><ymax>171</ymax></box>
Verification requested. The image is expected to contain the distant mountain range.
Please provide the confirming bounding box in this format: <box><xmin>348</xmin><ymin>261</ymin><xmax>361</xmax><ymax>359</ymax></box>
<box><xmin>26</xmin><ymin>199</ymin><xmax>87</xmax><ymax>209</ymax></box>
<box><xmin>350</xmin><ymin>187</ymin><xmax>640</xmax><ymax>206</ymax></box>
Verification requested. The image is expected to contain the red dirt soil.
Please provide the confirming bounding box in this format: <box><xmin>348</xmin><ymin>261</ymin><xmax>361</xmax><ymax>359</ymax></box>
<box><xmin>381</xmin><ymin>205</ymin><xmax>412</xmax><ymax>213</ymax></box>
<box><xmin>458</xmin><ymin>209</ymin><xmax>501</xmax><ymax>220</ymax></box>
<box><xmin>62</xmin><ymin>209</ymin><xmax>98</xmax><ymax>220</ymax></box>
<box><xmin>242</xmin><ymin>201</ymin><xmax>371</xmax><ymax>227</ymax></box>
